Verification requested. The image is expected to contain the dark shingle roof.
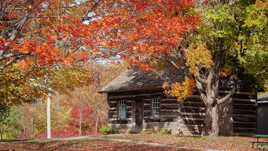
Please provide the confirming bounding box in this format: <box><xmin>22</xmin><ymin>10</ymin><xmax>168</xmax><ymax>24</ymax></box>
<box><xmin>100</xmin><ymin>68</ymin><xmax>185</xmax><ymax>93</ymax></box>
<box><xmin>100</xmin><ymin>67</ymin><xmax>256</xmax><ymax>93</ymax></box>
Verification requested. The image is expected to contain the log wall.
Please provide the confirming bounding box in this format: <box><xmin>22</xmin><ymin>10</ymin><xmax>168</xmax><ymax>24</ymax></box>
<box><xmin>107</xmin><ymin>91</ymin><xmax>257</xmax><ymax>136</ymax></box>
<box><xmin>108</xmin><ymin>99</ymin><xmax>133</xmax><ymax>124</ymax></box>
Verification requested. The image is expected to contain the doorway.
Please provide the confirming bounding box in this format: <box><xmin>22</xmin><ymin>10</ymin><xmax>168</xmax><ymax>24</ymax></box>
<box><xmin>135</xmin><ymin>100</ymin><xmax>144</xmax><ymax>130</ymax></box>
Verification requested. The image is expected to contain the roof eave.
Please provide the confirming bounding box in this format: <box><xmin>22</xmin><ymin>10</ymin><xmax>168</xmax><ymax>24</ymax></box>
<box><xmin>98</xmin><ymin>86</ymin><xmax>163</xmax><ymax>94</ymax></box>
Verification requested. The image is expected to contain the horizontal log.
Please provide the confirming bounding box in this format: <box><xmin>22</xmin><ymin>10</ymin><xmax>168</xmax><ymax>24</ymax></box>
<box><xmin>160</xmin><ymin>104</ymin><xmax>179</xmax><ymax>109</ymax></box>
<box><xmin>233</xmin><ymin>114</ymin><xmax>256</xmax><ymax>118</ymax></box>
<box><xmin>109</xmin><ymin>114</ymin><xmax>132</xmax><ymax>119</ymax></box>
<box><xmin>160</xmin><ymin>118</ymin><xmax>175</xmax><ymax>122</ymax></box>
<box><xmin>219</xmin><ymin>90</ymin><xmax>256</xmax><ymax>95</ymax></box>
<box><xmin>233</xmin><ymin>109</ymin><xmax>256</xmax><ymax>114</ymax></box>
<box><xmin>181</xmin><ymin>106</ymin><xmax>206</xmax><ymax>110</ymax></box>
<box><xmin>233</xmin><ymin>121</ymin><xmax>256</xmax><ymax>124</ymax></box>
<box><xmin>160</xmin><ymin>114</ymin><xmax>179</xmax><ymax>118</ymax></box>
<box><xmin>144</xmin><ymin>98</ymin><xmax>153</xmax><ymax>101</ymax></box>
<box><xmin>233</xmin><ymin>103</ymin><xmax>256</xmax><ymax>106</ymax></box>
<box><xmin>233</xmin><ymin>117</ymin><xmax>256</xmax><ymax>122</ymax></box>
<box><xmin>233</xmin><ymin>105</ymin><xmax>256</xmax><ymax>110</ymax></box>
<box><xmin>181</xmin><ymin>108</ymin><xmax>206</xmax><ymax>113</ymax></box>
<box><xmin>161</xmin><ymin>99</ymin><xmax>179</xmax><ymax>104</ymax></box>
<box><xmin>183</xmin><ymin>101</ymin><xmax>204</xmax><ymax>104</ymax></box>
<box><xmin>233</xmin><ymin>123</ymin><xmax>256</xmax><ymax>128</ymax></box>
<box><xmin>108</xmin><ymin>92</ymin><xmax>163</xmax><ymax>99</ymax></box>
<box><xmin>144</xmin><ymin>103</ymin><xmax>152</xmax><ymax>106</ymax></box>
<box><xmin>181</xmin><ymin>112</ymin><xmax>205</xmax><ymax>116</ymax></box>
<box><xmin>144</xmin><ymin>118</ymin><xmax>160</xmax><ymax>122</ymax></box>
<box><xmin>184</xmin><ymin>123</ymin><xmax>204</xmax><ymax>126</ymax></box>
<box><xmin>232</xmin><ymin>98</ymin><xmax>256</xmax><ymax>102</ymax></box>
<box><xmin>108</xmin><ymin>117</ymin><xmax>132</xmax><ymax>121</ymax></box>
<box><xmin>144</xmin><ymin>106</ymin><xmax>152</xmax><ymax>110</ymax></box>
<box><xmin>144</xmin><ymin>113</ymin><xmax>152</xmax><ymax>117</ymax></box>
<box><xmin>161</xmin><ymin>109</ymin><xmax>179</xmax><ymax>112</ymax></box>
<box><xmin>109</xmin><ymin>110</ymin><xmax>132</xmax><ymax>115</ymax></box>
<box><xmin>183</xmin><ymin>120</ymin><xmax>204</xmax><ymax>125</ymax></box>
<box><xmin>233</xmin><ymin>127</ymin><xmax>256</xmax><ymax>130</ymax></box>
<box><xmin>183</xmin><ymin>117</ymin><xmax>205</xmax><ymax>121</ymax></box>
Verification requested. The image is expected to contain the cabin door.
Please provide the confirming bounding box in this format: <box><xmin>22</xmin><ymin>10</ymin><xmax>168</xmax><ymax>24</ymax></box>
<box><xmin>135</xmin><ymin>100</ymin><xmax>144</xmax><ymax>130</ymax></box>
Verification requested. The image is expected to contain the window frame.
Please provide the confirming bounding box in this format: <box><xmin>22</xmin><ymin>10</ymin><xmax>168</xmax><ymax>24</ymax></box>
<box><xmin>151</xmin><ymin>97</ymin><xmax>160</xmax><ymax>119</ymax></box>
<box><xmin>118</xmin><ymin>100</ymin><xmax>127</xmax><ymax>120</ymax></box>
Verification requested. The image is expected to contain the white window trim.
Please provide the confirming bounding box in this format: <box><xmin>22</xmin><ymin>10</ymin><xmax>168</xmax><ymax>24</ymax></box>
<box><xmin>118</xmin><ymin>100</ymin><xmax>127</xmax><ymax>120</ymax></box>
<box><xmin>152</xmin><ymin>97</ymin><xmax>160</xmax><ymax>119</ymax></box>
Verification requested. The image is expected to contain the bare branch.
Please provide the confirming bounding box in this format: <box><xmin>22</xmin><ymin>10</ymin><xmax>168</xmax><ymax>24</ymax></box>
<box><xmin>168</xmin><ymin>60</ymin><xmax>180</xmax><ymax>70</ymax></box>
<box><xmin>196</xmin><ymin>74</ymin><xmax>206</xmax><ymax>85</ymax></box>
<box><xmin>217</xmin><ymin>87</ymin><xmax>236</xmax><ymax>105</ymax></box>
<box><xmin>196</xmin><ymin>79</ymin><xmax>209</xmax><ymax>106</ymax></box>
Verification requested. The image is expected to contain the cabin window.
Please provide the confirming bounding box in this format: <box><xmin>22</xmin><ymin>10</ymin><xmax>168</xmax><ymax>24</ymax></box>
<box><xmin>118</xmin><ymin>100</ymin><xmax>127</xmax><ymax>120</ymax></box>
<box><xmin>152</xmin><ymin>97</ymin><xmax>160</xmax><ymax>118</ymax></box>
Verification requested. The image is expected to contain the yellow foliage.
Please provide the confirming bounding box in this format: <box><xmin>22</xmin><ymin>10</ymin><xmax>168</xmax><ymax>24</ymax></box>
<box><xmin>186</xmin><ymin>43</ymin><xmax>213</xmax><ymax>76</ymax></box>
<box><xmin>164</xmin><ymin>79</ymin><xmax>195</xmax><ymax>101</ymax></box>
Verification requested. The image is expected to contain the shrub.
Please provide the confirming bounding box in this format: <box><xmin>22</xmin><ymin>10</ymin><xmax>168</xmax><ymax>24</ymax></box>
<box><xmin>99</xmin><ymin>126</ymin><xmax>115</xmax><ymax>135</ymax></box>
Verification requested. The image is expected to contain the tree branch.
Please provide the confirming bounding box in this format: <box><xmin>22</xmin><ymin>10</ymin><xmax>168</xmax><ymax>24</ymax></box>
<box><xmin>217</xmin><ymin>87</ymin><xmax>236</xmax><ymax>105</ymax></box>
<box><xmin>196</xmin><ymin>74</ymin><xmax>206</xmax><ymax>85</ymax></box>
<box><xmin>196</xmin><ymin>79</ymin><xmax>209</xmax><ymax>106</ymax></box>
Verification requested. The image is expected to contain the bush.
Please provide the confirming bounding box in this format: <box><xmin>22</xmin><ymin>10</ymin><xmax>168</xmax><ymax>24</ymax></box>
<box><xmin>99</xmin><ymin>126</ymin><xmax>116</xmax><ymax>135</ymax></box>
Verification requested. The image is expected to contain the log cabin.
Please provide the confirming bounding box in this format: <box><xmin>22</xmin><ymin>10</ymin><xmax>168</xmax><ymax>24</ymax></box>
<box><xmin>100</xmin><ymin>69</ymin><xmax>257</xmax><ymax>136</ymax></box>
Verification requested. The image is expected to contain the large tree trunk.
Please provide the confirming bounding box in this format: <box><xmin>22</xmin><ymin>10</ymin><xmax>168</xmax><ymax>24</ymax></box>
<box><xmin>197</xmin><ymin>71</ymin><xmax>234</xmax><ymax>136</ymax></box>
<box><xmin>204</xmin><ymin>104</ymin><xmax>219</xmax><ymax>136</ymax></box>
<box><xmin>196</xmin><ymin>53</ymin><xmax>234</xmax><ymax>136</ymax></box>
<box><xmin>195</xmin><ymin>38</ymin><xmax>236</xmax><ymax>136</ymax></box>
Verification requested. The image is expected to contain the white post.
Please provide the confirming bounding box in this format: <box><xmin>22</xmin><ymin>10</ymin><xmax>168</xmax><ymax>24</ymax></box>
<box><xmin>47</xmin><ymin>93</ymin><xmax>51</xmax><ymax>139</ymax></box>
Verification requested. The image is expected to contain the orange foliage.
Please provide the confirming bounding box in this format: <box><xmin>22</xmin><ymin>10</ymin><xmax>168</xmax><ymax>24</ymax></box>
<box><xmin>0</xmin><ymin>0</ymin><xmax>93</xmax><ymax>69</ymax></box>
<box><xmin>87</xmin><ymin>0</ymin><xmax>199</xmax><ymax>71</ymax></box>
<box><xmin>1</xmin><ymin>0</ymin><xmax>199</xmax><ymax>76</ymax></box>
<box><xmin>164</xmin><ymin>79</ymin><xmax>196</xmax><ymax>101</ymax></box>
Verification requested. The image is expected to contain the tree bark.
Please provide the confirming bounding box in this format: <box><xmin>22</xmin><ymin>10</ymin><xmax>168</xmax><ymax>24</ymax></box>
<box><xmin>197</xmin><ymin>70</ymin><xmax>235</xmax><ymax>136</ymax></box>
<box><xmin>204</xmin><ymin>104</ymin><xmax>219</xmax><ymax>136</ymax></box>
<box><xmin>95</xmin><ymin>115</ymin><xmax>99</xmax><ymax>135</ymax></box>
<box><xmin>79</xmin><ymin>103</ymin><xmax>83</xmax><ymax>136</ymax></box>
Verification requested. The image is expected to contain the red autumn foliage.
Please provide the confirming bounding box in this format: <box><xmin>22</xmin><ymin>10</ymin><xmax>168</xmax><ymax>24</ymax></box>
<box><xmin>1</xmin><ymin>0</ymin><xmax>199</xmax><ymax>72</ymax></box>
<box><xmin>69</xmin><ymin>105</ymin><xmax>95</xmax><ymax>128</ymax></box>
<box><xmin>0</xmin><ymin>0</ymin><xmax>93</xmax><ymax>69</ymax></box>
<box><xmin>84</xmin><ymin>0</ymin><xmax>200</xmax><ymax>71</ymax></box>
<box><xmin>37</xmin><ymin>104</ymin><xmax>97</xmax><ymax>139</ymax></box>
<box><xmin>0</xmin><ymin>38</ymin><xmax>6</xmax><ymax>51</ymax></box>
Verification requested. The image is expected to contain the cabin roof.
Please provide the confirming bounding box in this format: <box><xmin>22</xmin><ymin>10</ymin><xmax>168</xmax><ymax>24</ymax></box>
<box><xmin>100</xmin><ymin>69</ymin><xmax>185</xmax><ymax>93</ymax></box>
<box><xmin>100</xmin><ymin>68</ymin><xmax>185</xmax><ymax>93</ymax></box>
<box><xmin>100</xmin><ymin>67</ymin><xmax>256</xmax><ymax>94</ymax></box>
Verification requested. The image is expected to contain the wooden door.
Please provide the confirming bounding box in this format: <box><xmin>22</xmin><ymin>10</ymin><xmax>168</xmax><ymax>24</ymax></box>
<box><xmin>135</xmin><ymin>100</ymin><xmax>144</xmax><ymax>129</ymax></box>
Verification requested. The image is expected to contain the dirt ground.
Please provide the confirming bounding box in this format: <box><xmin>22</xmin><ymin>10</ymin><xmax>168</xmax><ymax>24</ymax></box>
<box><xmin>108</xmin><ymin>133</ymin><xmax>260</xmax><ymax>151</ymax></box>
<box><xmin>0</xmin><ymin>134</ymin><xmax>264</xmax><ymax>151</ymax></box>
